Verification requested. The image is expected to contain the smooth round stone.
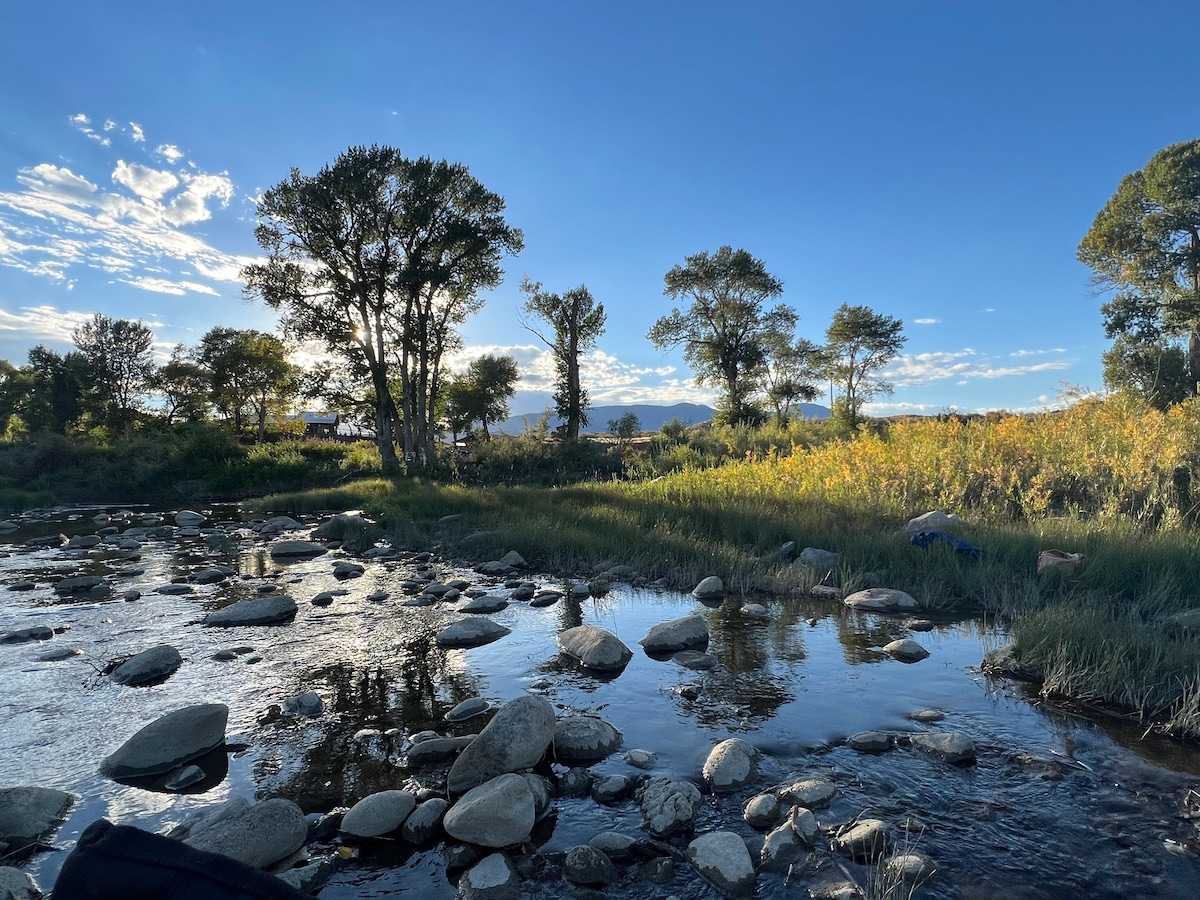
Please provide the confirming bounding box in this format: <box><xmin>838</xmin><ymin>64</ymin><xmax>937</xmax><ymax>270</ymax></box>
<box><xmin>848</xmin><ymin>731</ymin><xmax>893</xmax><ymax>753</ymax></box>
<box><xmin>911</xmin><ymin>709</ymin><xmax>945</xmax><ymax>723</ymax></box>
<box><xmin>779</xmin><ymin>777</ymin><xmax>836</xmax><ymax>808</ymax></box>
<box><xmin>446</xmin><ymin>697</ymin><xmax>490</xmax><ymax>723</ymax></box>
<box><xmin>743</xmin><ymin>793</ymin><xmax>781</xmax><ymax>828</ymax></box>
<box><xmin>623</xmin><ymin>749</ymin><xmax>657</xmax><ymax>770</ymax></box>
<box><xmin>883</xmin><ymin>638</ymin><xmax>930</xmax><ymax>662</ymax></box>
<box><xmin>436</xmin><ymin>618</ymin><xmax>511</xmax><ymax>648</ymax></box>
<box><xmin>909</xmin><ymin>732</ymin><xmax>976</xmax><ymax>764</ymax></box>
<box><xmin>563</xmin><ymin>845</ymin><xmax>618</xmax><ymax>886</ymax></box>
<box><xmin>692</xmin><ymin>575</ymin><xmax>724</xmax><ymax>601</ymax></box>
<box><xmin>311</xmin><ymin>592</ymin><xmax>335</xmax><ymax>607</ymax></box>
<box><xmin>340</xmin><ymin>790</ymin><xmax>417</xmax><ymax>837</ymax></box>
<box><xmin>843</xmin><ymin>588</ymin><xmax>918</xmax><ymax>612</ymax></box>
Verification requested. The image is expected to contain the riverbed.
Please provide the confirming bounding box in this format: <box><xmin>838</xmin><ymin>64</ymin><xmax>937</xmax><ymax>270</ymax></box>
<box><xmin>1</xmin><ymin>506</ymin><xmax>1199</xmax><ymax>898</ymax></box>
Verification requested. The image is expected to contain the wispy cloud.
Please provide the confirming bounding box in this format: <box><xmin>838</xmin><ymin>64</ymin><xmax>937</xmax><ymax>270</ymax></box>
<box><xmin>0</xmin><ymin>122</ymin><xmax>254</xmax><ymax>301</ymax></box>
<box><xmin>913</xmin><ymin>318</ymin><xmax>940</xmax><ymax>325</ymax></box>
<box><xmin>886</xmin><ymin>347</ymin><xmax>1071</xmax><ymax>387</ymax></box>
<box><xmin>129</xmin><ymin>122</ymin><xmax>145</xmax><ymax>142</ymax></box>
<box><xmin>69</xmin><ymin>112</ymin><xmax>111</xmax><ymax>147</ymax></box>
<box><xmin>0</xmin><ymin>304</ymin><xmax>98</xmax><ymax>347</ymax></box>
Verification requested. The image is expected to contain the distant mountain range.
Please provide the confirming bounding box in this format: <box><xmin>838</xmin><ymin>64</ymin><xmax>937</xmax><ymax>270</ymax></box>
<box><xmin>497</xmin><ymin>401</ymin><xmax>830</xmax><ymax>435</ymax></box>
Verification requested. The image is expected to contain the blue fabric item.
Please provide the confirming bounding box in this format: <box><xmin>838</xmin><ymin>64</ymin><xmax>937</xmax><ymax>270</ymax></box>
<box><xmin>910</xmin><ymin>530</ymin><xmax>984</xmax><ymax>559</ymax></box>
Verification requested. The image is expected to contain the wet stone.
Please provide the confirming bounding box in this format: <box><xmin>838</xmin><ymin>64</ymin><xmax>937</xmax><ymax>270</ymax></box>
<box><xmin>848</xmin><ymin>731</ymin><xmax>893</xmax><ymax>753</ymax></box>
<box><xmin>779</xmin><ymin>777</ymin><xmax>836</xmax><ymax>809</ymax></box>
<box><xmin>743</xmin><ymin>793</ymin><xmax>781</xmax><ymax>829</ymax></box>
<box><xmin>591</xmin><ymin>774</ymin><xmax>633</xmax><ymax>804</ymax></box>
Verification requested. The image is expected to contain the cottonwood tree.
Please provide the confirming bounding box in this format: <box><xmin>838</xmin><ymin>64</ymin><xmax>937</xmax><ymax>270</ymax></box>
<box><xmin>155</xmin><ymin>346</ymin><xmax>211</xmax><ymax>424</ymax></box>
<box><xmin>20</xmin><ymin>346</ymin><xmax>87</xmax><ymax>434</ymax></box>
<box><xmin>244</xmin><ymin>145</ymin><xmax>522</xmax><ymax>474</ymax></box>
<box><xmin>520</xmin><ymin>279</ymin><xmax>606</xmax><ymax>441</ymax></box>
<box><xmin>71</xmin><ymin>313</ymin><xmax>155</xmax><ymax>433</ymax></box>
<box><xmin>1101</xmin><ymin>333</ymin><xmax>1192</xmax><ymax>410</ymax></box>
<box><xmin>648</xmin><ymin>246</ymin><xmax>795</xmax><ymax>425</ymax></box>
<box><xmin>824</xmin><ymin>303</ymin><xmax>905</xmax><ymax>427</ymax></box>
<box><xmin>197</xmin><ymin>327</ymin><xmax>299</xmax><ymax>442</ymax></box>
<box><xmin>443</xmin><ymin>353</ymin><xmax>519</xmax><ymax>440</ymax></box>
<box><xmin>760</xmin><ymin>332</ymin><xmax>824</xmax><ymax>423</ymax></box>
<box><xmin>1079</xmin><ymin>139</ymin><xmax>1200</xmax><ymax>397</ymax></box>
<box><xmin>607</xmin><ymin>411</ymin><xmax>641</xmax><ymax>447</ymax></box>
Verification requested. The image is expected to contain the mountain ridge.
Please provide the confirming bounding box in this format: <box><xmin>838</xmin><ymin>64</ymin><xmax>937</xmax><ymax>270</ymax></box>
<box><xmin>497</xmin><ymin>401</ymin><xmax>830</xmax><ymax>435</ymax></box>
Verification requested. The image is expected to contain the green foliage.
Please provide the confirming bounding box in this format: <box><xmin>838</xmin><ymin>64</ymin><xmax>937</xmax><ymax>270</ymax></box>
<box><xmin>197</xmin><ymin>327</ymin><xmax>299</xmax><ymax>442</ymax></box>
<box><xmin>824</xmin><ymin>303</ymin><xmax>906</xmax><ymax>427</ymax></box>
<box><xmin>244</xmin><ymin>144</ymin><xmax>523</xmax><ymax>472</ymax></box>
<box><xmin>520</xmin><ymin>279</ymin><xmax>606</xmax><ymax>441</ymax></box>
<box><xmin>71</xmin><ymin>313</ymin><xmax>156</xmax><ymax>433</ymax></box>
<box><xmin>607</xmin><ymin>412</ymin><xmax>641</xmax><ymax>444</ymax></box>
<box><xmin>1101</xmin><ymin>332</ymin><xmax>1192</xmax><ymax>410</ymax></box>
<box><xmin>443</xmin><ymin>353</ymin><xmax>519</xmax><ymax>440</ymax></box>
<box><xmin>648</xmin><ymin>246</ymin><xmax>797</xmax><ymax>425</ymax></box>
<box><xmin>1079</xmin><ymin>138</ymin><xmax>1200</xmax><ymax>395</ymax></box>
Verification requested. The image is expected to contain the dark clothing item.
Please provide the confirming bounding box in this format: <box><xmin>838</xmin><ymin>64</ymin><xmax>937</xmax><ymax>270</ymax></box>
<box><xmin>910</xmin><ymin>529</ymin><xmax>985</xmax><ymax>559</ymax></box>
<box><xmin>52</xmin><ymin>818</ymin><xmax>309</xmax><ymax>900</ymax></box>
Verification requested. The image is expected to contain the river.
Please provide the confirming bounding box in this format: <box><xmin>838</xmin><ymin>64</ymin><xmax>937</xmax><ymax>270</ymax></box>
<box><xmin>1</xmin><ymin>506</ymin><xmax>1199</xmax><ymax>898</ymax></box>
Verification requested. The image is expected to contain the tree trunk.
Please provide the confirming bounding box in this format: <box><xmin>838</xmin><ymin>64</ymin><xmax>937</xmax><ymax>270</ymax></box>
<box><xmin>370</xmin><ymin>366</ymin><xmax>401</xmax><ymax>476</ymax></box>
<box><xmin>1189</xmin><ymin>327</ymin><xmax>1200</xmax><ymax>396</ymax></box>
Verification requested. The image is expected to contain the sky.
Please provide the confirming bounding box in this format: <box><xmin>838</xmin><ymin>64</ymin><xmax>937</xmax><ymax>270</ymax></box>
<box><xmin>1</xmin><ymin>1</ymin><xmax>1198</xmax><ymax>418</ymax></box>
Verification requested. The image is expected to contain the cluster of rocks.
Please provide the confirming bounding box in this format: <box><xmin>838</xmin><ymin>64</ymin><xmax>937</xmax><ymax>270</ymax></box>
<box><xmin>0</xmin><ymin>507</ymin><xmax>971</xmax><ymax>898</ymax></box>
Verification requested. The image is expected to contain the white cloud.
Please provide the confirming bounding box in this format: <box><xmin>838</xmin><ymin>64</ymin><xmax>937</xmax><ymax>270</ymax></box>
<box><xmin>129</xmin><ymin>122</ymin><xmax>145</xmax><ymax>142</ymax></box>
<box><xmin>112</xmin><ymin>160</ymin><xmax>179</xmax><ymax>201</ymax></box>
<box><xmin>0</xmin><ymin>304</ymin><xmax>96</xmax><ymax>345</ymax></box>
<box><xmin>68</xmin><ymin>113</ymin><xmax>90</xmax><ymax>126</ymax></box>
<box><xmin>103</xmin><ymin>119</ymin><xmax>117</xmax><ymax>132</ymax></box>
<box><xmin>117</xmin><ymin>276</ymin><xmax>220</xmax><ymax>296</ymax></box>
<box><xmin>886</xmin><ymin>348</ymin><xmax>1071</xmax><ymax>387</ymax></box>
<box><xmin>156</xmin><ymin>144</ymin><xmax>184</xmax><ymax>163</ymax></box>
<box><xmin>1009</xmin><ymin>348</ymin><xmax>1066</xmax><ymax>357</ymax></box>
<box><xmin>913</xmin><ymin>318</ymin><xmax>940</xmax><ymax>325</ymax></box>
<box><xmin>0</xmin><ymin>138</ymin><xmax>253</xmax><ymax>302</ymax></box>
<box><xmin>67</xmin><ymin>113</ymin><xmax>110</xmax><ymax>146</ymax></box>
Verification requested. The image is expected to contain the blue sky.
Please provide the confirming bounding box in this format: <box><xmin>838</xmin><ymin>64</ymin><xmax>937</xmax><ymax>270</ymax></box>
<box><xmin>1</xmin><ymin>1</ymin><xmax>1197</xmax><ymax>417</ymax></box>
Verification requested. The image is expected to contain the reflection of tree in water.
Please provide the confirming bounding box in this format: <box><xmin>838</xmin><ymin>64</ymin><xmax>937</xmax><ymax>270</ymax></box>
<box><xmin>556</xmin><ymin>596</ymin><xmax>584</xmax><ymax>631</ymax></box>
<box><xmin>834</xmin><ymin>611</ymin><xmax>907</xmax><ymax>665</ymax></box>
<box><xmin>253</xmin><ymin>628</ymin><xmax>484</xmax><ymax>812</ymax></box>
<box><xmin>682</xmin><ymin>601</ymin><xmax>800</xmax><ymax>729</ymax></box>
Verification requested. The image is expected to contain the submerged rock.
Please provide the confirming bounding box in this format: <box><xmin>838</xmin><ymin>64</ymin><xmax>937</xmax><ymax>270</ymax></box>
<box><xmin>843</xmin><ymin>588</ymin><xmax>918</xmax><ymax>612</ymax></box>
<box><xmin>553</xmin><ymin>715</ymin><xmax>622</xmax><ymax>763</ymax></box>
<box><xmin>910</xmin><ymin>731</ymin><xmax>976</xmax><ymax>765</ymax></box>
<box><xmin>883</xmin><ymin>638</ymin><xmax>930</xmax><ymax>662</ymax></box>
<box><xmin>436</xmin><ymin>618</ymin><xmax>511</xmax><ymax>649</ymax></box>
<box><xmin>268</xmin><ymin>540</ymin><xmax>328</xmax><ymax>559</ymax></box>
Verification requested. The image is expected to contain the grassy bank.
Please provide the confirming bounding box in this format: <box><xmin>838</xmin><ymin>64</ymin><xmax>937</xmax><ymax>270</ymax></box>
<box><xmin>255</xmin><ymin>396</ymin><xmax>1200</xmax><ymax>741</ymax></box>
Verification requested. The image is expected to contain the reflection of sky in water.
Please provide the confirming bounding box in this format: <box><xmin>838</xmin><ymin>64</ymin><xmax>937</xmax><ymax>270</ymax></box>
<box><xmin>1</xmin><ymin>508</ymin><xmax>1200</xmax><ymax>898</ymax></box>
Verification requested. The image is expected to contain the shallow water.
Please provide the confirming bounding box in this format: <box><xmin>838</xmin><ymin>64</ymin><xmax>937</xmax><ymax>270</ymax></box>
<box><xmin>1</xmin><ymin>507</ymin><xmax>1199</xmax><ymax>898</ymax></box>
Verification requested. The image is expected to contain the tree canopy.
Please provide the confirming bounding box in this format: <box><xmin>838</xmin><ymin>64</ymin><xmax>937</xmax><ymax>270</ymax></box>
<box><xmin>1079</xmin><ymin>139</ymin><xmax>1200</xmax><ymax>398</ymax></box>
<box><xmin>443</xmin><ymin>353</ymin><xmax>519</xmax><ymax>440</ymax></box>
<box><xmin>71</xmin><ymin>313</ymin><xmax>155</xmax><ymax>433</ymax></box>
<box><xmin>520</xmin><ymin>279</ymin><xmax>606</xmax><ymax>440</ymax></box>
<box><xmin>243</xmin><ymin>144</ymin><xmax>522</xmax><ymax>472</ymax></box>
<box><xmin>824</xmin><ymin>303</ymin><xmax>905</xmax><ymax>427</ymax></box>
<box><xmin>648</xmin><ymin>246</ymin><xmax>795</xmax><ymax>425</ymax></box>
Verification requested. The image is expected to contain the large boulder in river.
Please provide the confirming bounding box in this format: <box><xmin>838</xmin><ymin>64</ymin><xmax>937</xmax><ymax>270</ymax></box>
<box><xmin>443</xmin><ymin>774</ymin><xmax>536</xmax><ymax>848</ymax></box>
<box><xmin>843</xmin><ymin>588</ymin><xmax>918</xmax><ymax>612</ymax></box>
<box><xmin>99</xmin><ymin>703</ymin><xmax>228</xmax><ymax>779</ymax></box>
<box><xmin>202</xmin><ymin>595</ymin><xmax>297</xmax><ymax>627</ymax></box>
<box><xmin>0</xmin><ymin>786</ymin><xmax>75</xmax><ymax>859</ymax></box>
<box><xmin>109</xmin><ymin>645</ymin><xmax>183</xmax><ymax>686</ymax></box>
<box><xmin>692</xmin><ymin>576</ymin><xmax>725</xmax><ymax>601</ymax></box>
<box><xmin>183</xmin><ymin>797</ymin><xmax>307</xmax><ymax>869</ymax></box>
<box><xmin>883</xmin><ymin>638</ymin><xmax>929</xmax><ymax>662</ymax></box>
<box><xmin>269</xmin><ymin>540</ymin><xmax>328</xmax><ymax>559</ymax></box>
<box><xmin>702</xmin><ymin>738</ymin><xmax>758</xmax><ymax>793</ymax></box>
<box><xmin>447</xmin><ymin>695</ymin><xmax>555</xmax><ymax>795</ymax></box>
<box><xmin>640</xmin><ymin>614</ymin><xmax>709</xmax><ymax>654</ymax></box>
<box><xmin>909</xmin><ymin>731</ymin><xmax>976</xmax><ymax>765</ymax></box>
<box><xmin>556</xmin><ymin>625</ymin><xmax>632</xmax><ymax>673</ymax></box>
<box><xmin>174</xmin><ymin>510</ymin><xmax>206</xmax><ymax>526</ymax></box>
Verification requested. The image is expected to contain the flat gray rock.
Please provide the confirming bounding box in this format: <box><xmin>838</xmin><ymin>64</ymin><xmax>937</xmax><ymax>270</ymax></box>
<box><xmin>910</xmin><ymin>731</ymin><xmax>976</xmax><ymax>764</ymax></box>
<box><xmin>436</xmin><ymin>618</ymin><xmax>511</xmax><ymax>649</ymax></box>
<box><xmin>640</xmin><ymin>614</ymin><xmax>709</xmax><ymax>653</ymax></box>
<box><xmin>446</xmin><ymin>697</ymin><xmax>490</xmax><ymax>723</ymax></box>
<box><xmin>843</xmin><ymin>588</ymin><xmax>918</xmax><ymax>612</ymax></box>
<box><xmin>443</xmin><ymin>774</ymin><xmax>535</xmax><ymax>848</ymax></box>
<box><xmin>779</xmin><ymin>777</ymin><xmax>836</xmax><ymax>808</ymax></box>
<box><xmin>556</xmin><ymin>625</ymin><xmax>632</xmax><ymax>673</ymax></box>
<box><xmin>185</xmin><ymin>798</ymin><xmax>307</xmax><ymax>869</ymax></box>
<box><xmin>99</xmin><ymin>703</ymin><xmax>228</xmax><ymax>779</ymax></box>
<box><xmin>459</xmin><ymin>595</ymin><xmax>508</xmax><ymax>614</ymax></box>
<box><xmin>0</xmin><ymin>787</ymin><xmax>74</xmax><ymax>859</ymax></box>
<box><xmin>268</xmin><ymin>540</ymin><xmax>328</xmax><ymax>559</ymax></box>
<box><xmin>202</xmin><ymin>595</ymin><xmax>297</xmax><ymax>627</ymax></box>
<box><xmin>884</xmin><ymin>638</ymin><xmax>930</xmax><ymax>662</ymax></box>
<box><xmin>340</xmin><ymin>790</ymin><xmax>417</xmax><ymax>837</ymax></box>
<box><xmin>0</xmin><ymin>866</ymin><xmax>41</xmax><ymax>899</ymax></box>
<box><xmin>834</xmin><ymin>818</ymin><xmax>891</xmax><ymax>860</ymax></box>
<box><xmin>459</xmin><ymin>853</ymin><xmax>519</xmax><ymax>900</ymax></box>
<box><xmin>692</xmin><ymin>575</ymin><xmax>724</xmax><ymax>601</ymax></box>
<box><xmin>687</xmin><ymin>830</ymin><xmax>756</xmax><ymax>897</ymax></box>
<box><xmin>638</xmin><ymin>778</ymin><xmax>701</xmax><ymax>837</ymax></box>
<box><xmin>109</xmin><ymin>645</ymin><xmax>183</xmax><ymax>686</ymax></box>
<box><xmin>407</xmin><ymin>736</ymin><xmax>476</xmax><ymax>767</ymax></box>
<box><xmin>0</xmin><ymin>627</ymin><xmax>53</xmax><ymax>645</ymax></box>
<box><xmin>553</xmin><ymin>715</ymin><xmax>622</xmax><ymax>763</ymax></box>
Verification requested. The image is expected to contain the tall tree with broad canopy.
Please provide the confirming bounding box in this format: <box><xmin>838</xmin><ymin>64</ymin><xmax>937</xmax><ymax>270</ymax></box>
<box><xmin>1078</xmin><ymin>139</ymin><xmax>1200</xmax><ymax>397</ymax></box>
<box><xmin>243</xmin><ymin>145</ymin><xmax>522</xmax><ymax>473</ymax></box>
<box><xmin>155</xmin><ymin>346</ymin><xmax>212</xmax><ymax>424</ymax></box>
<box><xmin>442</xmin><ymin>353</ymin><xmax>519</xmax><ymax>440</ymax></box>
<box><xmin>71</xmin><ymin>313</ymin><xmax>155</xmax><ymax>433</ymax></box>
<box><xmin>824</xmin><ymin>303</ymin><xmax>905</xmax><ymax>427</ymax></box>
<box><xmin>648</xmin><ymin>246</ymin><xmax>795</xmax><ymax>425</ymax></box>
<box><xmin>519</xmin><ymin>279</ymin><xmax>606</xmax><ymax>441</ymax></box>
<box><xmin>1101</xmin><ymin>333</ymin><xmax>1192</xmax><ymax>410</ymax></box>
